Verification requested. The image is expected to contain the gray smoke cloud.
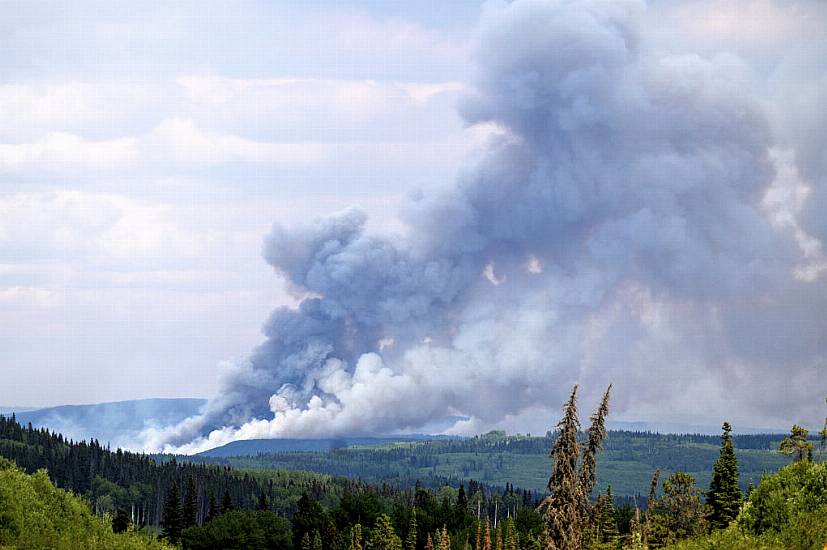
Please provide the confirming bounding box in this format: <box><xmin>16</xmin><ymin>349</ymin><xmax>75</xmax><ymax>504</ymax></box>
<box><xmin>145</xmin><ymin>0</ymin><xmax>827</xmax><ymax>453</ymax></box>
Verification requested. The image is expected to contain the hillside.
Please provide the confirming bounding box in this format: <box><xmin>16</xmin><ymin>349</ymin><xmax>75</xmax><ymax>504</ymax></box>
<box><xmin>191</xmin><ymin>431</ymin><xmax>796</xmax><ymax>498</ymax></box>
<box><xmin>0</xmin><ymin>456</ymin><xmax>172</xmax><ymax>549</ymax></box>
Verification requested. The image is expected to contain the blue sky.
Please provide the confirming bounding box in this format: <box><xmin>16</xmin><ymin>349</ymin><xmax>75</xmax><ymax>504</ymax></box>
<box><xmin>1</xmin><ymin>1</ymin><xmax>825</xmax><ymax>442</ymax></box>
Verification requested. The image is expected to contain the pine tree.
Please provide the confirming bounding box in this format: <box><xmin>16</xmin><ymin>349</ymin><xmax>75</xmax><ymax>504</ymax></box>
<box><xmin>161</xmin><ymin>481</ymin><xmax>183</xmax><ymax>544</ymax></box>
<box><xmin>406</xmin><ymin>508</ymin><xmax>418</xmax><ymax>550</ymax></box>
<box><xmin>303</xmin><ymin>532</ymin><xmax>313</xmax><ymax>550</ymax></box>
<box><xmin>182</xmin><ymin>476</ymin><xmax>197</xmax><ymax>529</ymax></box>
<box><xmin>484</xmin><ymin>516</ymin><xmax>492</xmax><ymax>550</ymax></box>
<box><xmin>495</xmin><ymin>524</ymin><xmax>502</xmax><ymax>550</ymax></box>
<box><xmin>313</xmin><ymin>531</ymin><xmax>323</xmax><ymax>550</ymax></box>
<box><xmin>706</xmin><ymin>421</ymin><xmax>742</xmax><ymax>529</ymax></box>
<box><xmin>425</xmin><ymin>532</ymin><xmax>434</xmax><ymax>550</ymax></box>
<box><xmin>545</xmin><ymin>385</ymin><xmax>582</xmax><ymax>550</ymax></box>
<box><xmin>475</xmin><ymin>519</ymin><xmax>482</xmax><ymax>550</ymax></box>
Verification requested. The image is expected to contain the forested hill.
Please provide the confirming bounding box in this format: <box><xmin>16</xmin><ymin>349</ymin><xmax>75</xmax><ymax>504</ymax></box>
<box><xmin>189</xmin><ymin>430</ymin><xmax>798</xmax><ymax>498</ymax></box>
<box><xmin>0</xmin><ymin>413</ymin><xmax>370</xmax><ymax>526</ymax></box>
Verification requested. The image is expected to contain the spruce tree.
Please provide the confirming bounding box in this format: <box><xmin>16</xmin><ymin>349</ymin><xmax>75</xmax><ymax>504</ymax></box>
<box><xmin>258</xmin><ymin>490</ymin><xmax>269</xmax><ymax>511</ymax></box>
<box><xmin>505</xmin><ymin>516</ymin><xmax>518</xmax><ymax>550</ymax></box>
<box><xmin>206</xmin><ymin>491</ymin><xmax>218</xmax><ymax>522</ymax></box>
<box><xmin>439</xmin><ymin>526</ymin><xmax>450</xmax><ymax>550</ymax></box>
<box><xmin>182</xmin><ymin>476</ymin><xmax>197</xmax><ymax>529</ymax></box>
<box><xmin>406</xmin><ymin>508</ymin><xmax>418</xmax><ymax>550</ymax></box>
<box><xmin>221</xmin><ymin>489</ymin><xmax>234</xmax><ymax>513</ymax></box>
<box><xmin>484</xmin><ymin>516</ymin><xmax>492</xmax><ymax>550</ymax></box>
<box><xmin>600</xmin><ymin>486</ymin><xmax>619</xmax><ymax>545</ymax></box>
<box><xmin>313</xmin><ymin>531</ymin><xmax>323</xmax><ymax>550</ymax></box>
<box><xmin>351</xmin><ymin>524</ymin><xmax>364</xmax><ymax>550</ymax></box>
<box><xmin>425</xmin><ymin>532</ymin><xmax>434</xmax><ymax>550</ymax></box>
<box><xmin>303</xmin><ymin>532</ymin><xmax>313</xmax><ymax>550</ymax></box>
<box><xmin>372</xmin><ymin>514</ymin><xmax>402</xmax><ymax>550</ymax></box>
<box><xmin>161</xmin><ymin>481</ymin><xmax>183</xmax><ymax>544</ymax></box>
<box><xmin>706</xmin><ymin>421</ymin><xmax>742</xmax><ymax>529</ymax></box>
<box><xmin>545</xmin><ymin>385</ymin><xmax>582</xmax><ymax>550</ymax></box>
<box><xmin>475</xmin><ymin>519</ymin><xmax>482</xmax><ymax>550</ymax></box>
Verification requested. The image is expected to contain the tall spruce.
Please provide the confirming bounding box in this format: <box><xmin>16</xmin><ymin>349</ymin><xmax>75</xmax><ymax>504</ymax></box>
<box><xmin>643</xmin><ymin>469</ymin><xmax>659</xmax><ymax>548</ymax></box>
<box><xmin>372</xmin><ymin>514</ymin><xmax>402</xmax><ymax>550</ymax></box>
<box><xmin>406</xmin><ymin>508</ymin><xmax>418</xmax><ymax>550</ymax></box>
<box><xmin>161</xmin><ymin>480</ymin><xmax>183</xmax><ymax>544</ymax></box>
<box><xmin>580</xmin><ymin>385</ymin><xmax>612</xmax><ymax>498</ymax></box>
<box><xmin>545</xmin><ymin>385</ymin><xmax>582</xmax><ymax>550</ymax></box>
<box><xmin>706</xmin><ymin>421</ymin><xmax>742</xmax><ymax>529</ymax></box>
<box><xmin>182</xmin><ymin>476</ymin><xmax>197</xmax><ymax>529</ymax></box>
<box><xmin>221</xmin><ymin>489</ymin><xmax>234</xmax><ymax>513</ymax></box>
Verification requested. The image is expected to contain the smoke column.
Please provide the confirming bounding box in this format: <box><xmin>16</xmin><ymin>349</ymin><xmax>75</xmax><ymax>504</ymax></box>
<box><xmin>146</xmin><ymin>0</ymin><xmax>827</xmax><ymax>453</ymax></box>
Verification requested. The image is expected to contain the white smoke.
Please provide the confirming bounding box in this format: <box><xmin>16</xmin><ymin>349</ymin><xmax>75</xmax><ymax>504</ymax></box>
<box><xmin>145</xmin><ymin>0</ymin><xmax>827</xmax><ymax>454</ymax></box>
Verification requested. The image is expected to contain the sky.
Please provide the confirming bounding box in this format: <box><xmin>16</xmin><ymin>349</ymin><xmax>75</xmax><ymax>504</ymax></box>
<box><xmin>1</xmin><ymin>0</ymin><xmax>825</xmax><ymax>448</ymax></box>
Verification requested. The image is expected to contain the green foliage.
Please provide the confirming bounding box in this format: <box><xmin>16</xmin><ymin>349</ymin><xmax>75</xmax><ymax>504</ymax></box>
<box><xmin>738</xmin><ymin>460</ymin><xmax>827</xmax><ymax>537</ymax></box>
<box><xmin>779</xmin><ymin>425</ymin><xmax>814</xmax><ymax>462</ymax></box>
<box><xmin>0</xmin><ymin>457</ymin><xmax>171</xmax><ymax>550</ymax></box>
<box><xmin>370</xmin><ymin>513</ymin><xmax>403</xmax><ymax>550</ymax></box>
<box><xmin>180</xmin><ymin>510</ymin><xmax>292</xmax><ymax>550</ymax></box>
<box><xmin>161</xmin><ymin>480</ymin><xmax>183</xmax><ymax>544</ymax></box>
<box><xmin>706</xmin><ymin>422</ymin><xmax>741</xmax><ymax>529</ymax></box>
<box><xmin>649</xmin><ymin>472</ymin><xmax>707</xmax><ymax>546</ymax></box>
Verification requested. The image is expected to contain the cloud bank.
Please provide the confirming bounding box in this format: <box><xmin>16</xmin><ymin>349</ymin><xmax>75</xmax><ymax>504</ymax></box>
<box><xmin>147</xmin><ymin>0</ymin><xmax>827</xmax><ymax>453</ymax></box>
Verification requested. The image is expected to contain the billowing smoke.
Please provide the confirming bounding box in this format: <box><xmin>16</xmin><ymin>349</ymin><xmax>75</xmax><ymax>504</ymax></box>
<box><xmin>146</xmin><ymin>0</ymin><xmax>827</xmax><ymax>453</ymax></box>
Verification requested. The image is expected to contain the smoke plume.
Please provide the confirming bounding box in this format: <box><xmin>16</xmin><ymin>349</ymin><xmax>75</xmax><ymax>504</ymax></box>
<box><xmin>147</xmin><ymin>0</ymin><xmax>827</xmax><ymax>453</ymax></box>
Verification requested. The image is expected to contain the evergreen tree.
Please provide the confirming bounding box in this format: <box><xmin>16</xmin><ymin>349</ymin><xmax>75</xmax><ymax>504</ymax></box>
<box><xmin>257</xmin><ymin>490</ymin><xmax>269</xmax><ymax>511</ymax></box>
<box><xmin>505</xmin><ymin>516</ymin><xmax>518</xmax><ymax>550</ymax></box>
<box><xmin>599</xmin><ymin>486</ymin><xmax>619</xmax><ymax>546</ymax></box>
<box><xmin>643</xmin><ymin>468</ymin><xmax>659</xmax><ymax>548</ymax></box>
<box><xmin>439</xmin><ymin>526</ymin><xmax>450</xmax><ymax>550</ymax></box>
<box><xmin>406</xmin><ymin>508</ymin><xmax>418</xmax><ymax>550</ymax></box>
<box><xmin>303</xmin><ymin>532</ymin><xmax>313</xmax><ymax>550</ymax></box>
<box><xmin>779</xmin><ymin>424</ymin><xmax>813</xmax><ymax>462</ymax></box>
<box><xmin>425</xmin><ymin>532</ymin><xmax>434</xmax><ymax>550</ymax></box>
<box><xmin>221</xmin><ymin>489</ymin><xmax>234</xmax><ymax>513</ymax></box>
<box><xmin>206</xmin><ymin>491</ymin><xmax>218</xmax><ymax>523</ymax></box>
<box><xmin>112</xmin><ymin>508</ymin><xmax>132</xmax><ymax>533</ymax></box>
<box><xmin>475</xmin><ymin>519</ymin><xmax>482</xmax><ymax>550</ymax></box>
<box><xmin>650</xmin><ymin>472</ymin><xmax>707</xmax><ymax>544</ymax></box>
<box><xmin>484</xmin><ymin>516</ymin><xmax>492</xmax><ymax>550</ymax></box>
<box><xmin>372</xmin><ymin>514</ymin><xmax>403</xmax><ymax>550</ymax></box>
<box><xmin>182</xmin><ymin>476</ymin><xmax>198</xmax><ymax>529</ymax></box>
<box><xmin>351</xmin><ymin>523</ymin><xmax>364</xmax><ymax>550</ymax></box>
<box><xmin>707</xmin><ymin>421</ymin><xmax>742</xmax><ymax>529</ymax></box>
<box><xmin>313</xmin><ymin>531</ymin><xmax>323</xmax><ymax>550</ymax></box>
<box><xmin>161</xmin><ymin>480</ymin><xmax>183</xmax><ymax>544</ymax></box>
<box><xmin>580</xmin><ymin>385</ymin><xmax>612</xmax><ymax>498</ymax></box>
<box><xmin>545</xmin><ymin>385</ymin><xmax>582</xmax><ymax>550</ymax></box>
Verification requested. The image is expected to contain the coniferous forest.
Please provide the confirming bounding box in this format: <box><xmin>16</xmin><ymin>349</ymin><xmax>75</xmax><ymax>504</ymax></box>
<box><xmin>1</xmin><ymin>389</ymin><xmax>826</xmax><ymax>549</ymax></box>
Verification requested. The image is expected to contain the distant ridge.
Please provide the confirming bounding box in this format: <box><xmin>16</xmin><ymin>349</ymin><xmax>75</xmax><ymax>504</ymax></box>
<box><xmin>2</xmin><ymin>398</ymin><xmax>206</xmax><ymax>449</ymax></box>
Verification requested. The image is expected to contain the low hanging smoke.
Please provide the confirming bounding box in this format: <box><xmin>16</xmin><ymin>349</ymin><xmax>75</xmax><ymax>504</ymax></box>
<box><xmin>146</xmin><ymin>0</ymin><xmax>827</xmax><ymax>453</ymax></box>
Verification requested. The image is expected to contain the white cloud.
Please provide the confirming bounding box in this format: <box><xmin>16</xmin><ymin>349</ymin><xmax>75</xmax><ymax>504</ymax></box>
<box><xmin>0</xmin><ymin>133</ymin><xmax>139</xmax><ymax>170</ymax></box>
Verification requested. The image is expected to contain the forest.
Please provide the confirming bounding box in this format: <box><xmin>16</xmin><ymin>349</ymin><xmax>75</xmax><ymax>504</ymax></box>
<box><xmin>1</xmin><ymin>389</ymin><xmax>826</xmax><ymax>549</ymax></box>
